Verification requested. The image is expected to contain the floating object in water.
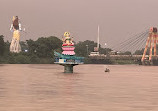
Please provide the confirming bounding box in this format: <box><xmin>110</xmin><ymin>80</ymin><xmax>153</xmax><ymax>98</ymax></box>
<box><xmin>104</xmin><ymin>65</ymin><xmax>110</xmax><ymax>72</ymax></box>
<box><xmin>105</xmin><ymin>68</ymin><xmax>110</xmax><ymax>72</ymax></box>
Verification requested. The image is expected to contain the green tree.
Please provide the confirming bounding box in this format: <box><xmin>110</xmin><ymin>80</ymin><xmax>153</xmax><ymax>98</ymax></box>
<box><xmin>26</xmin><ymin>39</ymin><xmax>37</xmax><ymax>54</ymax></box>
<box><xmin>134</xmin><ymin>49</ymin><xmax>144</xmax><ymax>55</ymax></box>
<box><xmin>75</xmin><ymin>40</ymin><xmax>97</xmax><ymax>57</ymax></box>
<box><xmin>35</xmin><ymin>36</ymin><xmax>62</xmax><ymax>57</ymax></box>
<box><xmin>99</xmin><ymin>48</ymin><xmax>112</xmax><ymax>55</ymax></box>
<box><xmin>119</xmin><ymin>51</ymin><xmax>132</xmax><ymax>55</ymax></box>
<box><xmin>15</xmin><ymin>54</ymin><xmax>30</xmax><ymax>64</ymax></box>
<box><xmin>20</xmin><ymin>41</ymin><xmax>28</xmax><ymax>52</ymax></box>
<box><xmin>0</xmin><ymin>35</ymin><xmax>5</xmax><ymax>56</ymax></box>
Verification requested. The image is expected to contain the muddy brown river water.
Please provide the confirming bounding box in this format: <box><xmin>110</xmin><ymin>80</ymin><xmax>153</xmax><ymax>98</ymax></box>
<box><xmin>0</xmin><ymin>64</ymin><xmax>158</xmax><ymax>111</ymax></box>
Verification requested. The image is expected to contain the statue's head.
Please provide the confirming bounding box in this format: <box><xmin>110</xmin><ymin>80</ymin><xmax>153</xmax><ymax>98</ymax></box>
<box><xmin>150</xmin><ymin>27</ymin><xmax>157</xmax><ymax>33</ymax></box>
<box><xmin>12</xmin><ymin>16</ymin><xmax>19</xmax><ymax>30</ymax></box>
<box><xmin>64</xmin><ymin>32</ymin><xmax>70</xmax><ymax>37</ymax></box>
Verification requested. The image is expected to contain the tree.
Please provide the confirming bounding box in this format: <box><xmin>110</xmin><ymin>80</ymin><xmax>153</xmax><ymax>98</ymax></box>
<box><xmin>20</xmin><ymin>41</ymin><xmax>28</xmax><ymax>52</ymax></box>
<box><xmin>35</xmin><ymin>36</ymin><xmax>62</xmax><ymax>57</ymax></box>
<box><xmin>15</xmin><ymin>54</ymin><xmax>30</xmax><ymax>64</ymax></box>
<box><xmin>27</xmin><ymin>36</ymin><xmax>62</xmax><ymax>58</ymax></box>
<box><xmin>99</xmin><ymin>48</ymin><xmax>112</xmax><ymax>55</ymax></box>
<box><xmin>134</xmin><ymin>49</ymin><xmax>144</xmax><ymax>55</ymax></box>
<box><xmin>75</xmin><ymin>40</ymin><xmax>97</xmax><ymax>56</ymax></box>
<box><xmin>26</xmin><ymin>39</ymin><xmax>37</xmax><ymax>54</ymax></box>
<box><xmin>119</xmin><ymin>51</ymin><xmax>132</xmax><ymax>55</ymax></box>
<box><xmin>124</xmin><ymin>51</ymin><xmax>132</xmax><ymax>55</ymax></box>
<box><xmin>0</xmin><ymin>35</ymin><xmax>5</xmax><ymax>56</ymax></box>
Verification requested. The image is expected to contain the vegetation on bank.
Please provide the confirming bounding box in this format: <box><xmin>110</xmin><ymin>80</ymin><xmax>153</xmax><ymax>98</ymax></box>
<box><xmin>0</xmin><ymin>35</ymin><xmax>147</xmax><ymax>64</ymax></box>
<box><xmin>110</xmin><ymin>60</ymin><xmax>137</xmax><ymax>65</ymax></box>
<box><xmin>0</xmin><ymin>35</ymin><xmax>108</xmax><ymax>64</ymax></box>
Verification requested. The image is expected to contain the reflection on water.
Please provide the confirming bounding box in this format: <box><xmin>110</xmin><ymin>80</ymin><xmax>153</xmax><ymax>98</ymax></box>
<box><xmin>0</xmin><ymin>64</ymin><xmax>158</xmax><ymax>111</ymax></box>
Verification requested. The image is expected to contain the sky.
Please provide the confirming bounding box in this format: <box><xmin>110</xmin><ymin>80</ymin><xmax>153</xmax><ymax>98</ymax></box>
<box><xmin>0</xmin><ymin>0</ymin><xmax>158</xmax><ymax>49</ymax></box>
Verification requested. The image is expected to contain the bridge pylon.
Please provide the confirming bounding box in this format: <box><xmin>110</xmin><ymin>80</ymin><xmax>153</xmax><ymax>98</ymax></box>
<box><xmin>141</xmin><ymin>27</ymin><xmax>158</xmax><ymax>65</ymax></box>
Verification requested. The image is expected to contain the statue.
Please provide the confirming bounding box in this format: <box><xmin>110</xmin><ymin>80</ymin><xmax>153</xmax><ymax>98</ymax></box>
<box><xmin>62</xmin><ymin>32</ymin><xmax>75</xmax><ymax>55</ymax></box>
<box><xmin>54</xmin><ymin>32</ymin><xmax>84</xmax><ymax>73</ymax></box>
<box><xmin>62</xmin><ymin>32</ymin><xmax>74</xmax><ymax>45</ymax></box>
<box><xmin>10</xmin><ymin>16</ymin><xmax>23</xmax><ymax>53</ymax></box>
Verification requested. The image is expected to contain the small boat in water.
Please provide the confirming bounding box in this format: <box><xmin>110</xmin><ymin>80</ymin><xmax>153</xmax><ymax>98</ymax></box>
<box><xmin>105</xmin><ymin>68</ymin><xmax>110</xmax><ymax>72</ymax></box>
<box><xmin>104</xmin><ymin>65</ymin><xmax>110</xmax><ymax>72</ymax></box>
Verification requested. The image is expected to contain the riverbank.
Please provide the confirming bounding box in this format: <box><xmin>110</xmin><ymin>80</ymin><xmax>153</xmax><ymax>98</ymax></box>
<box><xmin>84</xmin><ymin>57</ymin><xmax>139</xmax><ymax>65</ymax></box>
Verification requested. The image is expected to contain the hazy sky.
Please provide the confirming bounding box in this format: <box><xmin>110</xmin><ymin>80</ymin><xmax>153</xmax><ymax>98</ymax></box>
<box><xmin>0</xmin><ymin>0</ymin><xmax>158</xmax><ymax>48</ymax></box>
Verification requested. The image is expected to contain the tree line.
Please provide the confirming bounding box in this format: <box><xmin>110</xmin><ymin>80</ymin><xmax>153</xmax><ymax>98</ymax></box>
<box><xmin>0</xmin><ymin>35</ymin><xmax>110</xmax><ymax>64</ymax></box>
<box><xmin>0</xmin><ymin>35</ymin><xmax>150</xmax><ymax>64</ymax></box>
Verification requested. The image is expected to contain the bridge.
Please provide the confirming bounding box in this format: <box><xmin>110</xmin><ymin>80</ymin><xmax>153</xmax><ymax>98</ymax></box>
<box><xmin>89</xmin><ymin>27</ymin><xmax>158</xmax><ymax>65</ymax></box>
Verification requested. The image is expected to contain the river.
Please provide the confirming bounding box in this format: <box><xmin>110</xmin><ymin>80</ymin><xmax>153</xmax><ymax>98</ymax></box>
<box><xmin>0</xmin><ymin>64</ymin><xmax>158</xmax><ymax>111</ymax></box>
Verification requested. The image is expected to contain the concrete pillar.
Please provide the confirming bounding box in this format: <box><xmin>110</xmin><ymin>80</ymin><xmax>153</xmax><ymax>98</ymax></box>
<box><xmin>64</xmin><ymin>65</ymin><xmax>74</xmax><ymax>73</ymax></box>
